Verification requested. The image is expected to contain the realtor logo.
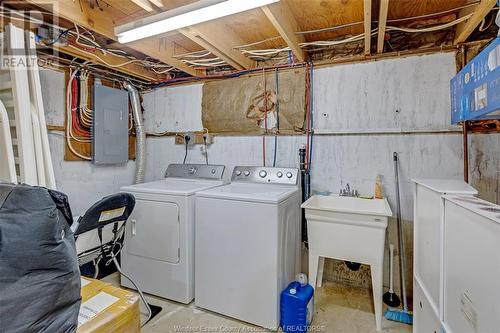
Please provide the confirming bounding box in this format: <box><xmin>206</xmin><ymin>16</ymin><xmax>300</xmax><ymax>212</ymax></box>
<box><xmin>0</xmin><ymin>1</ymin><xmax>60</xmax><ymax>69</ymax></box>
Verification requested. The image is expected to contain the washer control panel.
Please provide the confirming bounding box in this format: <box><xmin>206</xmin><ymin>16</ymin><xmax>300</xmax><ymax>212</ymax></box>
<box><xmin>165</xmin><ymin>164</ymin><xmax>225</xmax><ymax>180</ymax></box>
<box><xmin>231</xmin><ymin>166</ymin><xmax>299</xmax><ymax>185</ymax></box>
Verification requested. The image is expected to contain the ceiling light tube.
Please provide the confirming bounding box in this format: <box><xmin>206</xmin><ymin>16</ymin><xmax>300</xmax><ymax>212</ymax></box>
<box><xmin>115</xmin><ymin>0</ymin><xmax>280</xmax><ymax>43</ymax></box>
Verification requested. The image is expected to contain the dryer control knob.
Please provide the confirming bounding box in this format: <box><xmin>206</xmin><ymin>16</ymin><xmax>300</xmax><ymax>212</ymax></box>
<box><xmin>277</xmin><ymin>171</ymin><xmax>283</xmax><ymax>178</ymax></box>
<box><xmin>244</xmin><ymin>170</ymin><xmax>250</xmax><ymax>176</ymax></box>
<box><xmin>286</xmin><ymin>172</ymin><xmax>293</xmax><ymax>179</ymax></box>
<box><xmin>259</xmin><ymin>170</ymin><xmax>267</xmax><ymax>178</ymax></box>
<box><xmin>235</xmin><ymin>170</ymin><xmax>242</xmax><ymax>176</ymax></box>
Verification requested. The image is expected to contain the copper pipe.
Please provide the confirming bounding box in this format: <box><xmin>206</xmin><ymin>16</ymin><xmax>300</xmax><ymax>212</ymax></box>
<box><xmin>463</xmin><ymin>121</ymin><xmax>469</xmax><ymax>183</ymax></box>
<box><xmin>460</xmin><ymin>44</ymin><xmax>469</xmax><ymax>183</ymax></box>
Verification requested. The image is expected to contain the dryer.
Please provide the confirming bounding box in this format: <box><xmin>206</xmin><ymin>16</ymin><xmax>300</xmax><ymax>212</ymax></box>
<box><xmin>120</xmin><ymin>164</ymin><xmax>225</xmax><ymax>303</ymax></box>
<box><xmin>194</xmin><ymin>166</ymin><xmax>301</xmax><ymax>329</ymax></box>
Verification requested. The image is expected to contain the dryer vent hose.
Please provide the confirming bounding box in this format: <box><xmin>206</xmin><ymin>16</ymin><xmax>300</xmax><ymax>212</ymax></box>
<box><xmin>124</xmin><ymin>82</ymin><xmax>145</xmax><ymax>184</ymax></box>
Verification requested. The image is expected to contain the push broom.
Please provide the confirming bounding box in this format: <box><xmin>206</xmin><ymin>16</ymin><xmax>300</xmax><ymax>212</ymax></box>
<box><xmin>384</xmin><ymin>152</ymin><xmax>413</xmax><ymax>325</ymax></box>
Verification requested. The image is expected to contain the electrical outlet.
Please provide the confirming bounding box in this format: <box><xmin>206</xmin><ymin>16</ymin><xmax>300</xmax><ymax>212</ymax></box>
<box><xmin>184</xmin><ymin>132</ymin><xmax>194</xmax><ymax>145</ymax></box>
<box><xmin>175</xmin><ymin>132</ymin><xmax>213</xmax><ymax>145</ymax></box>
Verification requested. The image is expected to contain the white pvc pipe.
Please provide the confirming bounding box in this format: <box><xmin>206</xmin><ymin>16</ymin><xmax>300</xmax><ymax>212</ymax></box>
<box><xmin>123</xmin><ymin>82</ymin><xmax>146</xmax><ymax>184</ymax></box>
<box><xmin>0</xmin><ymin>100</ymin><xmax>17</xmax><ymax>183</ymax></box>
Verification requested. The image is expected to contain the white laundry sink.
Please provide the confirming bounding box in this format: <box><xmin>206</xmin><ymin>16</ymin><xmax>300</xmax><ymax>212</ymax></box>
<box><xmin>302</xmin><ymin>195</ymin><xmax>393</xmax><ymax>217</ymax></box>
<box><xmin>302</xmin><ymin>195</ymin><xmax>393</xmax><ymax>331</ymax></box>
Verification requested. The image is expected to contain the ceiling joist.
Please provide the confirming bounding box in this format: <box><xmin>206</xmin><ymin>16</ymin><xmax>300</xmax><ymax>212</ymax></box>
<box><xmin>377</xmin><ymin>0</ymin><xmax>389</xmax><ymax>54</ymax></box>
<box><xmin>179</xmin><ymin>21</ymin><xmax>255</xmax><ymax>70</ymax></box>
<box><xmin>25</xmin><ymin>0</ymin><xmax>199</xmax><ymax>76</ymax></box>
<box><xmin>130</xmin><ymin>0</ymin><xmax>155</xmax><ymax>12</ymax></box>
<box><xmin>262</xmin><ymin>1</ymin><xmax>305</xmax><ymax>62</ymax></box>
<box><xmin>363</xmin><ymin>0</ymin><xmax>372</xmax><ymax>56</ymax></box>
<box><xmin>454</xmin><ymin>0</ymin><xmax>497</xmax><ymax>44</ymax></box>
<box><xmin>54</xmin><ymin>43</ymin><xmax>158</xmax><ymax>81</ymax></box>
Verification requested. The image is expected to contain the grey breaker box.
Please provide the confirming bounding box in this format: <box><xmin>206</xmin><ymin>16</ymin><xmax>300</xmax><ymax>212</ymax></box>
<box><xmin>92</xmin><ymin>83</ymin><xmax>129</xmax><ymax>164</ymax></box>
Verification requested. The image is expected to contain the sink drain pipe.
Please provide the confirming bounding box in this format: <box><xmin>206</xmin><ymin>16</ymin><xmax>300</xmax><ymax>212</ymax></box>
<box><xmin>299</xmin><ymin>145</ymin><xmax>310</xmax><ymax>246</ymax></box>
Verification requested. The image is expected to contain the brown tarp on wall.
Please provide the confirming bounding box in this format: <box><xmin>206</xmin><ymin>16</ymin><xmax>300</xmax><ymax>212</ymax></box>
<box><xmin>202</xmin><ymin>68</ymin><xmax>306</xmax><ymax>135</ymax></box>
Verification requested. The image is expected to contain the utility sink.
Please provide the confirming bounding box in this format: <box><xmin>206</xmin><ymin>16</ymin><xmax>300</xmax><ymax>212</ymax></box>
<box><xmin>302</xmin><ymin>195</ymin><xmax>393</xmax><ymax>331</ymax></box>
<box><xmin>301</xmin><ymin>195</ymin><xmax>392</xmax><ymax>217</ymax></box>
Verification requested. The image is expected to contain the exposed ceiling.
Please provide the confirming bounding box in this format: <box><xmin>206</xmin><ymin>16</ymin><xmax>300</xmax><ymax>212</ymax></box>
<box><xmin>5</xmin><ymin>0</ymin><xmax>497</xmax><ymax>82</ymax></box>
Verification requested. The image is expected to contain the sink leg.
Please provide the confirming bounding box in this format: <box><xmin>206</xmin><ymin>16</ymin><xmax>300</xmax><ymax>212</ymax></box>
<box><xmin>370</xmin><ymin>264</ymin><xmax>383</xmax><ymax>331</ymax></box>
<box><xmin>317</xmin><ymin>257</ymin><xmax>325</xmax><ymax>288</ymax></box>
<box><xmin>309</xmin><ymin>254</ymin><xmax>319</xmax><ymax>289</ymax></box>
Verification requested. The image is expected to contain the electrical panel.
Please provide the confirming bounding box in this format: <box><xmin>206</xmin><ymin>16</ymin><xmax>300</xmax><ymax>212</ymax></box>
<box><xmin>92</xmin><ymin>83</ymin><xmax>129</xmax><ymax>164</ymax></box>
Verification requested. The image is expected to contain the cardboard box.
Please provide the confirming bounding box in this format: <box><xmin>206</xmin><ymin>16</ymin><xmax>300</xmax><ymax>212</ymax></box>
<box><xmin>450</xmin><ymin>36</ymin><xmax>500</xmax><ymax>124</ymax></box>
<box><xmin>78</xmin><ymin>277</ymin><xmax>140</xmax><ymax>333</ymax></box>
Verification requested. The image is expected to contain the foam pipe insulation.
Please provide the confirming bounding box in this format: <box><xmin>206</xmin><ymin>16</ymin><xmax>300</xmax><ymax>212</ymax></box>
<box><xmin>124</xmin><ymin>82</ymin><xmax>145</xmax><ymax>184</ymax></box>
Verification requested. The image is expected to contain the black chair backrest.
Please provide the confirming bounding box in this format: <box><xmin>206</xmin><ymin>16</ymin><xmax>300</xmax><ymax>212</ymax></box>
<box><xmin>74</xmin><ymin>193</ymin><xmax>135</xmax><ymax>236</ymax></box>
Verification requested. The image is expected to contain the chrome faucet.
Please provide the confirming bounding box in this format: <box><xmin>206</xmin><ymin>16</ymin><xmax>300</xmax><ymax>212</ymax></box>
<box><xmin>340</xmin><ymin>183</ymin><xmax>359</xmax><ymax>197</ymax></box>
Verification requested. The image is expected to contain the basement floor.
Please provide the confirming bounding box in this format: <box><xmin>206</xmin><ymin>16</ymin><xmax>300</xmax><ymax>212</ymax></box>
<box><xmin>103</xmin><ymin>273</ymin><xmax>411</xmax><ymax>333</ymax></box>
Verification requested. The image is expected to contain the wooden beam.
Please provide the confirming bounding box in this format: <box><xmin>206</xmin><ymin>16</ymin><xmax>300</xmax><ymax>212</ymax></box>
<box><xmin>130</xmin><ymin>0</ymin><xmax>155</xmax><ymax>12</ymax></box>
<box><xmin>148</xmin><ymin>0</ymin><xmax>165</xmax><ymax>8</ymax></box>
<box><xmin>179</xmin><ymin>21</ymin><xmax>255</xmax><ymax>70</ymax></box>
<box><xmin>454</xmin><ymin>0</ymin><xmax>496</xmax><ymax>44</ymax></box>
<box><xmin>376</xmin><ymin>0</ymin><xmax>389</xmax><ymax>54</ymax></box>
<box><xmin>54</xmin><ymin>44</ymin><xmax>160</xmax><ymax>81</ymax></box>
<box><xmin>25</xmin><ymin>0</ymin><xmax>199</xmax><ymax>76</ymax></box>
<box><xmin>261</xmin><ymin>2</ymin><xmax>305</xmax><ymax>62</ymax></box>
<box><xmin>363</xmin><ymin>0</ymin><xmax>372</xmax><ymax>55</ymax></box>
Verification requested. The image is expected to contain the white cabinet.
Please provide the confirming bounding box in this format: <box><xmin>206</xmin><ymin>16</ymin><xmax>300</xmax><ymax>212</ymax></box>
<box><xmin>412</xmin><ymin>179</ymin><xmax>477</xmax><ymax>333</ymax></box>
<box><xmin>414</xmin><ymin>279</ymin><xmax>441</xmax><ymax>333</ymax></box>
<box><xmin>442</xmin><ymin>196</ymin><xmax>500</xmax><ymax>333</ymax></box>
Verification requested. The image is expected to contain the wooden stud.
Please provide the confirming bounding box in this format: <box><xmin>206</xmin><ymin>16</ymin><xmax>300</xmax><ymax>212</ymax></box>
<box><xmin>262</xmin><ymin>2</ymin><xmax>305</xmax><ymax>62</ymax></box>
<box><xmin>179</xmin><ymin>22</ymin><xmax>255</xmax><ymax>69</ymax></box>
<box><xmin>363</xmin><ymin>0</ymin><xmax>372</xmax><ymax>55</ymax></box>
<box><xmin>25</xmin><ymin>0</ymin><xmax>199</xmax><ymax>76</ymax></box>
<box><xmin>377</xmin><ymin>0</ymin><xmax>389</xmax><ymax>54</ymax></box>
<box><xmin>454</xmin><ymin>0</ymin><xmax>496</xmax><ymax>44</ymax></box>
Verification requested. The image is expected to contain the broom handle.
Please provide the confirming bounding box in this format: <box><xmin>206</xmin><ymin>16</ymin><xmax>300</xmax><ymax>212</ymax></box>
<box><xmin>389</xmin><ymin>244</ymin><xmax>395</xmax><ymax>293</ymax></box>
<box><xmin>394</xmin><ymin>152</ymin><xmax>409</xmax><ymax>310</ymax></box>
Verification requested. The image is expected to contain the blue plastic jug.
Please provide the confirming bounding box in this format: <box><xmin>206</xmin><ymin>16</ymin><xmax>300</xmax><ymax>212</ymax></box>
<box><xmin>280</xmin><ymin>276</ymin><xmax>314</xmax><ymax>332</ymax></box>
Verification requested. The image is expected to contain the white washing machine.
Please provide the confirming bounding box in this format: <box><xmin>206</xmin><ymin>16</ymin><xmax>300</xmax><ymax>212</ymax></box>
<box><xmin>120</xmin><ymin>164</ymin><xmax>225</xmax><ymax>303</ymax></box>
<box><xmin>194</xmin><ymin>166</ymin><xmax>301</xmax><ymax>329</ymax></box>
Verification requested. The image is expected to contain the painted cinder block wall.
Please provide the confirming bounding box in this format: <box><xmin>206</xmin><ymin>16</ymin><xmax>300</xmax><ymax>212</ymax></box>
<box><xmin>41</xmin><ymin>52</ymin><xmax>500</xmax><ymax>295</ymax></box>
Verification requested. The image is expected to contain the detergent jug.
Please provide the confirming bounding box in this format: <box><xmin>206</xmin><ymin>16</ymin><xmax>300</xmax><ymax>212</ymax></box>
<box><xmin>280</xmin><ymin>273</ymin><xmax>314</xmax><ymax>332</ymax></box>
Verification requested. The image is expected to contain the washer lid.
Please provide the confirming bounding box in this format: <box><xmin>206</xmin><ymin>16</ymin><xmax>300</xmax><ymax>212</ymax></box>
<box><xmin>195</xmin><ymin>182</ymin><xmax>299</xmax><ymax>204</ymax></box>
<box><xmin>121</xmin><ymin>178</ymin><xmax>225</xmax><ymax>196</ymax></box>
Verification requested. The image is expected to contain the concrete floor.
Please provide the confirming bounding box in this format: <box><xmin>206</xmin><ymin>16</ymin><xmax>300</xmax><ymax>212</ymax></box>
<box><xmin>103</xmin><ymin>273</ymin><xmax>411</xmax><ymax>333</ymax></box>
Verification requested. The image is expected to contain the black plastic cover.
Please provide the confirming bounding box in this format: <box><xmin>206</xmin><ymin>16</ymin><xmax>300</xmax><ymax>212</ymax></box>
<box><xmin>0</xmin><ymin>183</ymin><xmax>81</xmax><ymax>333</ymax></box>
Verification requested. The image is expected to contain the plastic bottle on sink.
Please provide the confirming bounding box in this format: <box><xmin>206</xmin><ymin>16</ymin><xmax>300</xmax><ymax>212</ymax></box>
<box><xmin>280</xmin><ymin>273</ymin><xmax>314</xmax><ymax>332</ymax></box>
<box><xmin>375</xmin><ymin>175</ymin><xmax>383</xmax><ymax>199</ymax></box>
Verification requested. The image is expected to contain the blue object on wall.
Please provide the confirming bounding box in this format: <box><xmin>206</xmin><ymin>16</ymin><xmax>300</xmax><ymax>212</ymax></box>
<box><xmin>280</xmin><ymin>281</ymin><xmax>314</xmax><ymax>332</ymax></box>
<box><xmin>450</xmin><ymin>36</ymin><xmax>500</xmax><ymax>124</ymax></box>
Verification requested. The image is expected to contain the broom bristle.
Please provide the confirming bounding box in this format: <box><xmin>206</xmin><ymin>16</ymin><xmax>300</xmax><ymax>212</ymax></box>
<box><xmin>384</xmin><ymin>308</ymin><xmax>413</xmax><ymax>325</ymax></box>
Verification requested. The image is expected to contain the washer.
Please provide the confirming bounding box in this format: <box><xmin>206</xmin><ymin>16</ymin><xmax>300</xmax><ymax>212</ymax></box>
<box><xmin>120</xmin><ymin>164</ymin><xmax>225</xmax><ymax>303</ymax></box>
<box><xmin>195</xmin><ymin>166</ymin><xmax>301</xmax><ymax>329</ymax></box>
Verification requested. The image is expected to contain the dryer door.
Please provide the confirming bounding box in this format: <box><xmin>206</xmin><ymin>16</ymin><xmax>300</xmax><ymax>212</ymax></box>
<box><xmin>126</xmin><ymin>199</ymin><xmax>180</xmax><ymax>263</ymax></box>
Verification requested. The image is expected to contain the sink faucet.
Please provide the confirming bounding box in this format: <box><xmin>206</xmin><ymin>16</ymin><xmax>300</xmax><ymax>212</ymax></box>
<box><xmin>340</xmin><ymin>183</ymin><xmax>359</xmax><ymax>197</ymax></box>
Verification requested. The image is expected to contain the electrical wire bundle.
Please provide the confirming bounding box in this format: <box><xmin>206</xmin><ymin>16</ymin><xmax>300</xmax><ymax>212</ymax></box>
<box><xmin>235</xmin><ymin>3</ymin><xmax>480</xmax><ymax>62</ymax></box>
<box><xmin>174</xmin><ymin>50</ymin><xmax>228</xmax><ymax>67</ymax></box>
<box><xmin>66</xmin><ymin>68</ymin><xmax>92</xmax><ymax>160</ymax></box>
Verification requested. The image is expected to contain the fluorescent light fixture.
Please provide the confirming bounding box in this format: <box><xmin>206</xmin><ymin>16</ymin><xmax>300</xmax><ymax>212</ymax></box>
<box><xmin>115</xmin><ymin>0</ymin><xmax>280</xmax><ymax>43</ymax></box>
